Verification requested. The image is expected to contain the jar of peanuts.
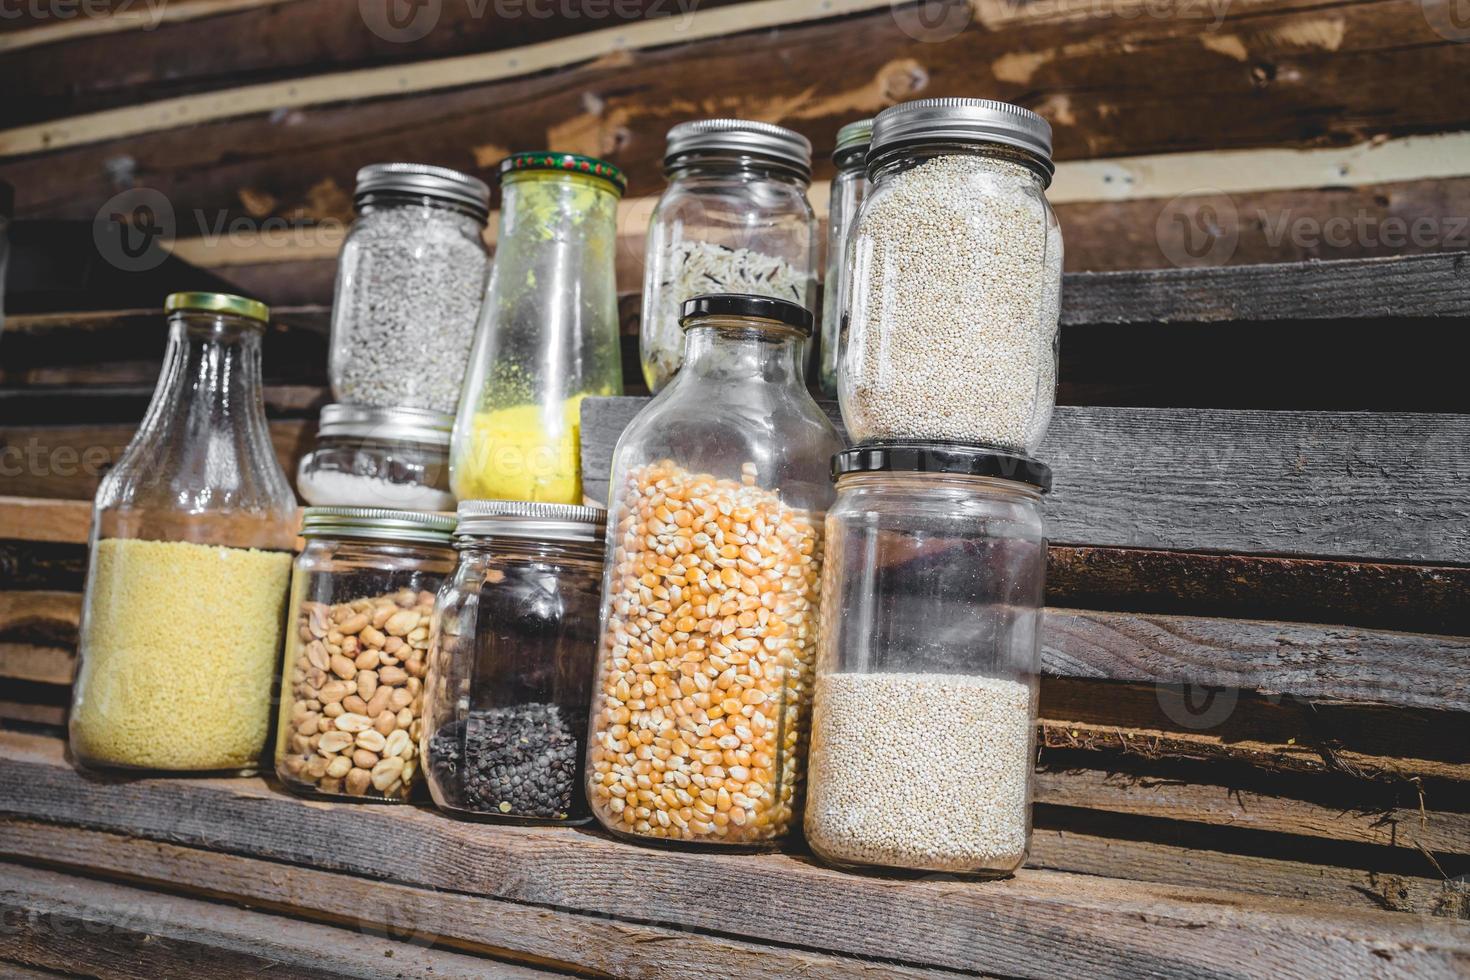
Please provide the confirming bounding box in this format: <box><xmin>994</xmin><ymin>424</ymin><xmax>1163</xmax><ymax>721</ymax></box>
<box><xmin>274</xmin><ymin>507</ymin><xmax>456</xmax><ymax>802</ymax></box>
<box><xmin>587</xmin><ymin>293</ymin><xmax>844</xmax><ymax>847</ymax></box>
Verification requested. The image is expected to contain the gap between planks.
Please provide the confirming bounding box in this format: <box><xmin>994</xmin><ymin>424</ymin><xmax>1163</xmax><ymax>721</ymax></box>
<box><xmin>1</xmin><ymin>732</ymin><xmax>1467</xmax><ymax>978</ymax></box>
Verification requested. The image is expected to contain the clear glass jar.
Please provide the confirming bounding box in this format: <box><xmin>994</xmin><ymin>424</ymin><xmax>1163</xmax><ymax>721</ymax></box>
<box><xmin>451</xmin><ymin>153</ymin><xmax>625</xmax><ymax>505</ymax></box>
<box><xmin>640</xmin><ymin>120</ymin><xmax>818</xmax><ymax>392</ymax></box>
<box><xmin>588</xmin><ymin>293</ymin><xmax>843</xmax><ymax>847</ymax></box>
<box><xmin>274</xmin><ymin>507</ymin><xmax>456</xmax><ymax>802</ymax></box>
<box><xmin>805</xmin><ymin>442</ymin><xmax>1050</xmax><ymax>876</ymax></box>
<box><xmin>297</xmin><ymin>404</ymin><xmax>453</xmax><ymax>511</ymax></box>
<box><xmin>818</xmin><ymin>119</ymin><xmax>871</xmax><ymax>399</ymax></box>
<box><xmin>423</xmin><ymin>501</ymin><xmax>606</xmax><ymax>823</ymax></box>
<box><xmin>330</xmin><ymin>163</ymin><xmax>491</xmax><ymax>414</ymax></box>
<box><xmin>69</xmin><ymin>292</ymin><xmax>297</xmax><ymax>775</ymax></box>
<box><xmin>840</xmin><ymin>99</ymin><xmax>1063</xmax><ymax>453</ymax></box>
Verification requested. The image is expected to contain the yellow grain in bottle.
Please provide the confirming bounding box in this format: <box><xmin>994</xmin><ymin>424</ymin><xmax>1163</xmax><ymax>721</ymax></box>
<box><xmin>452</xmin><ymin>392</ymin><xmax>589</xmax><ymax>504</ymax></box>
<box><xmin>69</xmin><ymin>537</ymin><xmax>293</xmax><ymax>772</ymax></box>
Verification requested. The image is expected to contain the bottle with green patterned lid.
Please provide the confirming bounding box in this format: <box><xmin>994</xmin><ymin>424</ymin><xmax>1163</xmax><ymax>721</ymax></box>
<box><xmin>451</xmin><ymin>152</ymin><xmax>626</xmax><ymax>506</ymax></box>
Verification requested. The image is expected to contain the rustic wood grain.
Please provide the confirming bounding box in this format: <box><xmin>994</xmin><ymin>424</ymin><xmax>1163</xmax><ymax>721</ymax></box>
<box><xmin>0</xmin><ymin>863</ymin><xmax>561</xmax><ymax>980</ymax></box>
<box><xmin>1044</xmin><ymin>609</ymin><xmax>1470</xmax><ymax>713</ymax></box>
<box><xmin>0</xmin><ymin>498</ymin><xmax>89</xmax><ymax>545</ymax></box>
<box><xmin>3</xmin><ymin>0</ymin><xmax>1466</xmax><ymax>220</ymax></box>
<box><xmin>0</xmin><ymin>421</ymin><xmax>314</xmax><ymax>499</ymax></box>
<box><xmin>0</xmin><ymin>822</ymin><xmax>948</xmax><ymax>979</ymax></box>
<box><xmin>0</xmin><ymin>591</ymin><xmax>79</xmax><ymax>646</ymax></box>
<box><xmin>1046</xmin><ymin>547</ymin><xmax>1470</xmax><ymax>636</ymax></box>
<box><xmin>0</xmin><ymin>645</ymin><xmax>72</xmax><ymax>686</ymax></box>
<box><xmin>3</xmin><ymin>732</ymin><xmax>1468</xmax><ymax>977</ymax></box>
<box><xmin>1027</xmin><ymin>815</ymin><xmax>1470</xmax><ymax>917</ymax></box>
<box><xmin>1035</xmin><ymin>754</ymin><xmax>1470</xmax><ymax>856</ymax></box>
<box><xmin>581</xmin><ymin>398</ymin><xmax>1470</xmax><ymax>563</ymax></box>
<box><xmin>1062</xmin><ymin>252</ymin><xmax>1470</xmax><ymax>324</ymax></box>
<box><xmin>1056</xmin><ymin>177</ymin><xmax>1470</xmax><ymax>272</ymax></box>
<box><xmin>1042</xmin><ymin>678</ymin><xmax>1470</xmax><ymax>784</ymax></box>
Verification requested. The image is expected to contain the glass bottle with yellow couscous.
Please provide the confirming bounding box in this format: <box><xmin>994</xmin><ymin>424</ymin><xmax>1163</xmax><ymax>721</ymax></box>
<box><xmin>586</xmin><ymin>293</ymin><xmax>843</xmax><ymax>847</ymax></box>
<box><xmin>69</xmin><ymin>293</ymin><xmax>297</xmax><ymax>775</ymax></box>
<box><xmin>450</xmin><ymin>153</ymin><xmax>625</xmax><ymax>505</ymax></box>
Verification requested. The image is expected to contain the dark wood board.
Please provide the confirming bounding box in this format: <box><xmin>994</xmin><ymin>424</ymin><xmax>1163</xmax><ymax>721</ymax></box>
<box><xmin>0</xmin><ymin>823</ymin><xmax>947</xmax><ymax>980</ymax></box>
<box><xmin>3</xmin><ymin>732</ymin><xmax>1469</xmax><ymax>977</ymax></box>
<box><xmin>0</xmin><ymin>863</ymin><xmax>561</xmax><ymax>980</ymax></box>
<box><xmin>3</xmin><ymin>0</ymin><xmax>1467</xmax><ymax>220</ymax></box>
<box><xmin>580</xmin><ymin>398</ymin><xmax>1470</xmax><ymax>565</ymax></box>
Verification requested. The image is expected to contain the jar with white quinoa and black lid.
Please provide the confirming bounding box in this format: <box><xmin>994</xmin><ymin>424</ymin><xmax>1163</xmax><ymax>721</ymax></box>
<box><xmin>421</xmin><ymin>500</ymin><xmax>606</xmax><ymax>823</ymax></box>
<box><xmin>838</xmin><ymin>98</ymin><xmax>1062</xmax><ymax>453</ymax></box>
<box><xmin>805</xmin><ymin>442</ymin><xmax>1049</xmax><ymax>876</ymax></box>
<box><xmin>329</xmin><ymin>162</ymin><xmax>491</xmax><ymax>414</ymax></box>
<box><xmin>640</xmin><ymin>119</ymin><xmax>818</xmax><ymax>392</ymax></box>
<box><xmin>588</xmin><ymin>293</ymin><xmax>843</xmax><ymax>848</ymax></box>
<box><xmin>274</xmin><ymin>507</ymin><xmax>457</xmax><ymax>802</ymax></box>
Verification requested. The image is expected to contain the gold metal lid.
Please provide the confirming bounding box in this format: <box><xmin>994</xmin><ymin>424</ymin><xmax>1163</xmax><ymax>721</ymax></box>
<box><xmin>164</xmin><ymin>291</ymin><xmax>271</xmax><ymax>324</ymax></box>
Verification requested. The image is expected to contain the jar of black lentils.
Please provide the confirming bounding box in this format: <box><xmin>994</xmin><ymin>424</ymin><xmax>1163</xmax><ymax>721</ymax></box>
<box><xmin>421</xmin><ymin>500</ymin><xmax>606</xmax><ymax>823</ymax></box>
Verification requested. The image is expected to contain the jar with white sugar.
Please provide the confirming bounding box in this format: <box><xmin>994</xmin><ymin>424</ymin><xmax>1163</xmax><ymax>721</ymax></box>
<box><xmin>805</xmin><ymin>442</ymin><xmax>1049</xmax><ymax>876</ymax></box>
<box><xmin>839</xmin><ymin>99</ymin><xmax>1062</xmax><ymax>453</ymax></box>
<box><xmin>297</xmin><ymin>404</ymin><xmax>454</xmax><ymax>511</ymax></box>
<box><xmin>640</xmin><ymin>119</ymin><xmax>818</xmax><ymax>392</ymax></box>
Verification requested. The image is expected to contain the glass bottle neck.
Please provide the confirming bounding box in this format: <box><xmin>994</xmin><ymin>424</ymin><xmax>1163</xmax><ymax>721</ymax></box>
<box><xmin>665</xmin><ymin>154</ymin><xmax>810</xmax><ymax>187</ymax></box>
<box><xmin>676</xmin><ymin>321</ymin><xmax>806</xmax><ymax>388</ymax></box>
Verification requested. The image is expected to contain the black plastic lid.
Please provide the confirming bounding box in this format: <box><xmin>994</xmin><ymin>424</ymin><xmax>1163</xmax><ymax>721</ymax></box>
<box><xmin>679</xmin><ymin>293</ymin><xmax>814</xmax><ymax>337</ymax></box>
<box><xmin>833</xmin><ymin>441</ymin><xmax>1051</xmax><ymax>493</ymax></box>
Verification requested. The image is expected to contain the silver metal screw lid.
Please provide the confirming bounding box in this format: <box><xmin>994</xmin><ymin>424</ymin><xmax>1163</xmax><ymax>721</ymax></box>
<box><xmin>354</xmin><ymin>162</ymin><xmax>492</xmax><ymax>222</ymax></box>
<box><xmin>300</xmin><ymin>506</ymin><xmax>456</xmax><ymax>546</ymax></box>
<box><xmin>663</xmin><ymin>119</ymin><xmax>813</xmax><ymax>181</ymax></box>
<box><xmin>870</xmin><ymin>98</ymin><xmax>1054</xmax><ymax>179</ymax></box>
<box><xmin>455</xmin><ymin>499</ymin><xmax>607</xmax><ymax>544</ymax></box>
<box><xmin>317</xmin><ymin>404</ymin><xmax>452</xmax><ymax>447</ymax></box>
<box><xmin>833</xmin><ymin>118</ymin><xmax>874</xmax><ymax>167</ymax></box>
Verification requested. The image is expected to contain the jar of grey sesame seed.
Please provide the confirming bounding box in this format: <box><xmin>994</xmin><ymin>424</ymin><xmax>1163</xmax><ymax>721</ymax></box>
<box><xmin>839</xmin><ymin>99</ymin><xmax>1063</xmax><ymax>453</ymax></box>
<box><xmin>329</xmin><ymin>163</ymin><xmax>491</xmax><ymax>414</ymax></box>
<box><xmin>806</xmin><ymin>442</ymin><xmax>1050</xmax><ymax>876</ymax></box>
<box><xmin>640</xmin><ymin>119</ymin><xmax>819</xmax><ymax>393</ymax></box>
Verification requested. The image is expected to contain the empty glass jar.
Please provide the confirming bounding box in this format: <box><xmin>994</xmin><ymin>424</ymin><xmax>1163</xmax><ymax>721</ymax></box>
<box><xmin>451</xmin><ymin>153</ymin><xmax>625</xmax><ymax>504</ymax></box>
<box><xmin>297</xmin><ymin>404</ymin><xmax>453</xmax><ymax>511</ymax></box>
<box><xmin>422</xmin><ymin>501</ymin><xmax>606</xmax><ymax>823</ymax></box>
<box><xmin>274</xmin><ymin>507</ymin><xmax>456</xmax><ymax>802</ymax></box>
<box><xmin>840</xmin><ymin>99</ymin><xmax>1062</xmax><ymax>453</ymax></box>
<box><xmin>70</xmin><ymin>292</ymin><xmax>297</xmax><ymax>775</ymax></box>
<box><xmin>330</xmin><ymin>163</ymin><xmax>491</xmax><ymax>414</ymax></box>
<box><xmin>805</xmin><ymin>442</ymin><xmax>1050</xmax><ymax>876</ymax></box>
<box><xmin>587</xmin><ymin>293</ymin><xmax>843</xmax><ymax>847</ymax></box>
<box><xmin>640</xmin><ymin>120</ymin><xmax>818</xmax><ymax>391</ymax></box>
<box><xmin>818</xmin><ymin>118</ymin><xmax>871</xmax><ymax>398</ymax></box>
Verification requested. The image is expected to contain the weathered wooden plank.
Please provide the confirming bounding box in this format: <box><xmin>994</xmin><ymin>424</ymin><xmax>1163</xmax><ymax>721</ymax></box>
<box><xmin>1027</xmin><ymin>815</ymin><xmax>1470</xmax><ymax>918</ymax></box>
<box><xmin>0</xmin><ymin>498</ymin><xmax>89</xmax><ymax>545</ymax></box>
<box><xmin>1044</xmin><ymin>609</ymin><xmax>1470</xmax><ymax>713</ymax></box>
<box><xmin>0</xmin><ymin>421</ymin><xmax>314</xmax><ymax>499</ymax></box>
<box><xmin>3</xmin><ymin>0</ymin><xmax>1466</xmax><ymax>219</ymax></box>
<box><xmin>581</xmin><ymin>398</ymin><xmax>1470</xmax><ymax>564</ymax></box>
<box><xmin>0</xmin><ymin>821</ymin><xmax>949</xmax><ymax>980</ymax></box>
<box><xmin>0</xmin><ymin>0</ymin><xmax>744</xmax><ymax>126</ymax></box>
<box><xmin>1062</xmin><ymin>252</ymin><xmax>1470</xmax><ymax>324</ymax></box>
<box><xmin>0</xmin><ymin>644</ymin><xmax>72</xmax><ymax>686</ymax></box>
<box><xmin>3</xmin><ymin>732</ymin><xmax>1469</xmax><ymax>979</ymax></box>
<box><xmin>1046</xmin><ymin>547</ymin><xmax>1470</xmax><ymax>637</ymax></box>
<box><xmin>0</xmin><ymin>591</ymin><xmax>79</xmax><ymax>646</ymax></box>
<box><xmin>1035</xmin><ymin>754</ymin><xmax>1470</xmax><ymax>856</ymax></box>
<box><xmin>0</xmin><ymin>863</ymin><xmax>561</xmax><ymax>980</ymax></box>
<box><xmin>1042</xmin><ymin>678</ymin><xmax>1470</xmax><ymax>784</ymax></box>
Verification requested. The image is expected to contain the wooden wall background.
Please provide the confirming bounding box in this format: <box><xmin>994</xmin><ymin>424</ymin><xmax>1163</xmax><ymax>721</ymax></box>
<box><xmin>1</xmin><ymin>0</ymin><xmax>1470</xmax><ymax>974</ymax></box>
